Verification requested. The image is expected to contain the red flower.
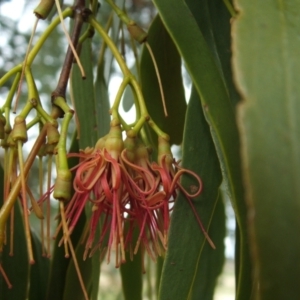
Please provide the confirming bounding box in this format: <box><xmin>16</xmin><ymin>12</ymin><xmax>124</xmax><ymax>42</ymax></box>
<box><xmin>64</xmin><ymin>124</ymin><xmax>127</xmax><ymax>266</ymax></box>
<box><xmin>54</xmin><ymin>129</ymin><xmax>209</xmax><ymax>267</ymax></box>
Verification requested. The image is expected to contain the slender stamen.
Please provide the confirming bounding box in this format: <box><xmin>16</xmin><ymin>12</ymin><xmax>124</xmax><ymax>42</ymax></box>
<box><xmin>39</xmin><ymin>155</ymin><xmax>46</xmax><ymax>256</ymax></box>
<box><xmin>59</xmin><ymin>202</ymin><xmax>70</xmax><ymax>258</ymax></box>
<box><xmin>59</xmin><ymin>202</ymin><xmax>89</xmax><ymax>300</ymax></box>
<box><xmin>46</xmin><ymin>154</ymin><xmax>53</xmax><ymax>257</ymax></box>
<box><xmin>17</xmin><ymin>141</ymin><xmax>34</xmax><ymax>264</ymax></box>
<box><xmin>0</xmin><ymin>264</ymin><xmax>12</xmax><ymax>289</ymax></box>
<box><xmin>145</xmin><ymin>42</ymin><xmax>167</xmax><ymax>117</ymax></box>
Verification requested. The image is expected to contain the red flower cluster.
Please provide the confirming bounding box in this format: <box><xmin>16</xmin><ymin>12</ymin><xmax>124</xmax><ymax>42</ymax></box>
<box><xmin>62</xmin><ymin>124</ymin><xmax>203</xmax><ymax>267</ymax></box>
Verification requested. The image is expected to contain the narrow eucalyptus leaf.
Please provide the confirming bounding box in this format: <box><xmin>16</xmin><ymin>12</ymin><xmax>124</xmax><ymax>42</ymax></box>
<box><xmin>185</xmin><ymin>0</ymin><xmax>239</xmax><ymax>105</ymax></box>
<box><xmin>62</xmin><ymin>240</ymin><xmax>93</xmax><ymax>300</ymax></box>
<box><xmin>190</xmin><ymin>193</ymin><xmax>225</xmax><ymax>300</ymax></box>
<box><xmin>140</xmin><ymin>15</ymin><xmax>186</xmax><ymax>146</ymax></box>
<box><xmin>28</xmin><ymin>231</ymin><xmax>50</xmax><ymax>300</ymax></box>
<box><xmin>71</xmin><ymin>37</ymin><xmax>98</xmax><ymax>148</ymax></box>
<box><xmin>120</xmin><ymin>249</ymin><xmax>143</xmax><ymax>300</ymax></box>
<box><xmin>152</xmin><ymin>1</ymin><xmax>252</xmax><ymax>297</ymax></box>
<box><xmin>94</xmin><ymin>65</ymin><xmax>111</xmax><ymax>138</ymax></box>
<box><xmin>159</xmin><ymin>87</ymin><xmax>222</xmax><ymax>299</ymax></box>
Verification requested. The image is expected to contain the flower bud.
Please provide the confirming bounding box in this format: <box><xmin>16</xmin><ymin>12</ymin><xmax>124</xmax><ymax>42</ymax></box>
<box><xmin>105</xmin><ymin>124</ymin><xmax>124</xmax><ymax>160</ymax></box>
<box><xmin>157</xmin><ymin>136</ymin><xmax>173</xmax><ymax>166</ymax></box>
<box><xmin>124</xmin><ymin>136</ymin><xmax>137</xmax><ymax>162</ymax></box>
<box><xmin>135</xmin><ymin>140</ymin><xmax>150</xmax><ymax>163</ymax></box>
<box><xmin>95</xmin><ymin>135</ymin><xmax>107</xmax><ymax>151</ymax></box>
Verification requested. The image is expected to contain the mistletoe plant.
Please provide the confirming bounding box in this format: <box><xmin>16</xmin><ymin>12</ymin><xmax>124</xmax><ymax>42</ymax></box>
<box><xmin>1</xmin><ymin>0</ymin><xmax>300</xmax><ymax>299</ymax></box>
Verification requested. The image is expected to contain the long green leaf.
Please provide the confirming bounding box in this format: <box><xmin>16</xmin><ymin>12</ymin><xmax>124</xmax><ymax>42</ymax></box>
<box><xmin>62</xmin><ymin>204</ymin><xmax>101</xmax><ymax>300</ymax></box>
<box><xmin>71</xmin><ymin>37</ymin><xmax>98</xmax><ymax>149</ymax></box>
<box><xmin>190</xmin><ymin>193</ymin><xmax>225</xmax><ymax>300</ymax></box>
<box><xmin>233</xmin><ymin>1</ymin><xmax>300</xmax><ymax>298</ymax></box>
<box><xmin>94</xmin><ymin>37</ymin><xmax>111</xmax><ymax>138</ymax></box>
<box><xmin>140</xmin><ymin>15</ymin><xmax>187</xmax><ymax>146</ymax></box>
<box><xmin>158</xmin><ymin>87</ymin><xmax>223</xmax><ymax>299</ymax></box>
<box><xmin>94</xmin><ymin>63</ymin><xmax>111</xmax><ymax>139</ymax></box>
<box><xmin>28</xmin><ymin>230</ymin><xmax>50</xmax><ymax>300</ymax></box>
<box><xmin>153</xmin><ymin>1</ymin><xmax>252</xmax><ymax>297</ymax></box>
<box><xmin>119</xmin><ymin>223</ymin><xmax>143</xmax><ymax>300</ymax></box>
<box><xmin>185</xmin><ymin>0</ymin><xmax>239</xmax><ymax>106</ymax></box>
<box><xmin>62</xmin><ymin>235</ymin><xmax>93</xmax><ymax>300</ymax></box>
<box><xmin>120</xmin><ymin>250</ymin><xmax>143</xmax><ymax>300</ymax></box>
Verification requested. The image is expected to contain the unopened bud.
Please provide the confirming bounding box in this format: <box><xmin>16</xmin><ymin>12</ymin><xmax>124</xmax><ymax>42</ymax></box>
<box><xmin>105</xmin><ymin>124</ymin><xmax>124</xmax><ymax>160</ymax></box>
<box><xmin>124</xmin><ymin>136</ymin><xmax>137</xmax><ymax>162</ymax></box>
<box><xmin>157</xmin><ymin>136</ymin><xmax>173</xmax><ymax>166</ymax></box>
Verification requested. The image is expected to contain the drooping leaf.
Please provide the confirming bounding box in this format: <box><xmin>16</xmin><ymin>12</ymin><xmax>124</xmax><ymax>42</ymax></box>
<box><xmin>155</xmin><ymin>256</ymin><xmax>164</xmax><ymax>296</ymax></box>
<box><xmin>89</xmin><ymin>254</ymin><xmax>101</xmax><ymax>300</ymax></box>
<box><xmin>190</xmin><ymin>193</ymin><xmax>225</xmax><ymax>300</ymax></box>
<box><xmin>140</xmin><ymin>15</ymin><xmax>187</xmax><ymax>146</ymax></box>
<box><xmin>94</xmin><ymin>37</ymin><xmax>111</xmax><ymax>139</ymax></box>
<box><xmin>61</xmin><ymin>201</ymin><xmax>102</xmax><ymax>300</ymax></box>
<box><xmin>71</xmin><ymin>37</ymin><xmax>98</xmax><ymax>149</ymax></box>
<box><xmin>158</xmin><ymin>87</ymin><xmax>224</xmax><ymax>299</ymax></box>
<box><xmin>233</xmin><ymin>1</ymin><xmax>300</xmax><ymax>298</ymax></box>
<box><xmin>120</xmin><ymin>248</ymin><xmax>143</xmax><ymax>300</ymax></box>
<box><xmin>94</xmin><ymin>64</ymin><xmax>111</xmax><ymax>139</ymax></box>
<box><xmin>153</xmin><ymin>1</ymin><xmax>252</xmax><ymax>297</ymax></box>
<box><xmin>28</xmin><ymin>230</ymin><xmax>50</xmax><ymax>300</ymax></box>
<box><xmin>119</xmin><ymin>223</ymin><xmax>143</xmax><ymax>300</ymax></box>
<box><xmin>46</xmin><ymin>208</ymin><xmax>87</xmax><ymax>300</ymax></box>
<box><xmin>185</xmin><ymin>0</ymin><xmax>239</xmax><ymax>106</ymax></box>
<box><xmin>62</xmin><ymin>235</ymin><xmax>93</xmax><ymax>300</ymax></box>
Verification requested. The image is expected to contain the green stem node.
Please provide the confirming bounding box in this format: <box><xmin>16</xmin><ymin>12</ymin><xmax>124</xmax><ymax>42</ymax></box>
<box><xmin>47</xmin><ymin>124</ymin><xmax>60</xmax><ymax>145</ymax></box>
<box><xmin>34</xmin><ymin>0</ymin><xmax>55</xmax><ymax>20</ymax></box>
<box><xmin>0</xmin><ymin>115</ymin><xmax>6</xmax><ymax>139</ymax></box>
<box><xmin>127</xmin><ymin>23</ymin><xmax>147</xmax><ymax>44</ymax></box>
<box><xmin>53</xmin><ymin>170</ymin><xmax>72</xmax><ymax>201</ymax></box>
<box><xmin>11</xmin><ymin>116</ymin><xmax>28</xmax><ymax>143</ymax></box>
